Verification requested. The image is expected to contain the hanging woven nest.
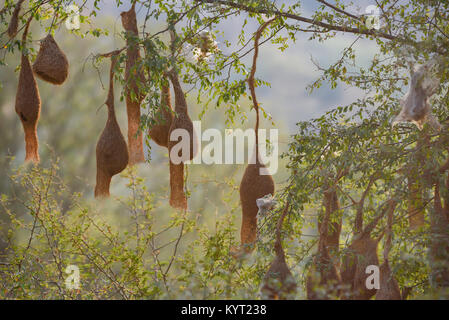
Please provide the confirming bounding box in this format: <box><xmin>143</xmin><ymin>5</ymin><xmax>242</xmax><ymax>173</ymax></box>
<box><xmin>240</xmin><ymin>162</ymin><xmax>275</xmax><ymax>252</ymax></box>
<box><xmin>306</xmin><ymin>248</ymin><xmax>341</xmax><ymax>300</ymax></box>
<box><xmin>32</xmin><ymin>34</ymin><xmax>69</xmax><ymax>85</ymax></box>
<box><xmin>167</xmin><ymin>69</ymin><xmax>197</xmax><ymax>210</ymax></box>
<box><xmin>261</xmin><ymin>249</ymin><xmax>297</xmax><ymax>300</ymax></box>
<box><xmin>15</xmin><ymin>18</ymin><xmax>41</xmax><ymax>163</ymax></box>
<box><xmin>95</xmin><ymin>55</ymin><xmax>129</xmax><ymax>198</ymax></box>
<box><xmin>306</xmin><ymin>186</ymin><xmax>341</xmax><ymax>300</ymax></box>
<box><xmin>239</xmin><ymin>19</ymin><xmax>276</xmax><ymax>253</ymax></box>
<box><xmin>16</xmin><ymin>53</ymin><xmax>41</xmax><ymax>163</ymax></box>
<box><xmin>148</xmin><ymin>80</ymin><xmax>173</xmax><ymax>148</ymax></box>
<box><xmin>261</xmin><ymin>204</ymin><xmax>296</xmax><ymax>299</ymax></box>
<box><xmin>7</xmin><ymin>0</ymin><xmax>25</xmax><ymax>38</ymax></box>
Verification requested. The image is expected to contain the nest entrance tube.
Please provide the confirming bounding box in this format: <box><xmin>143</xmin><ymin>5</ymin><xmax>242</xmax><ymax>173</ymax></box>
<box><xmin>32</xmin><ymin>34</ymin><xmax>69</xmax><ymax>85</ymax></box>
<box><xmin>15</xmin><ymin>18</ymin><xmax>41</xmax><ymax>163</ymax></box>
<box><xmin>94</xmin><ymin>54</ymin><xmax>129</xmax><ymax>198</ymax></box>
<box><xmin>167</xmin><ymin>69</ymin><xmax>197</xmax><ymax>210</ymax></box>
<box><xmin>121</xmin><ymin>3</ymin><xmax>145</xmax><ymax>165</ymax></box>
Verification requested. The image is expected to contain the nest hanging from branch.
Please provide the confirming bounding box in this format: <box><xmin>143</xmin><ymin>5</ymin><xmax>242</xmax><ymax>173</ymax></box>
<box><xmin>240</xmin><ymin>162</ymin><xmax>275</xmax><ymax>251</ymax></box>
<box><xmin>95</xmin><ymin>54</ymin><xmax>129</xmax><ymax>198</ymax></box>
<box><xmin>32</xmin><ymin>34</ymin><xmax>69</xmax><ymax>85</ymax></box>
<box><xmin>167</xmin><ymin>69</ymin><xmax>197</xmax><ymax>210</ymax></box>
<box><xmin>261</xmin><ymin>203</ymin><xmax>297</xmax><ymax>299</ymax></box>
<box><xmin>15</xmin><ymin>17</ymin><xmax>41</xmax><ymax>163</ymax></box>
<box><xmin>306</xmin><ymin>186</ymin><xmax>342</xmax><ymax>300</ymax></box>
<box><xmin>120</xmin><ymin>2</ymin><xmax>146</xmax><ymax>164</ymax></box>
<box><xmin>148</xmin><ymin>79</ymin><xmax>173</xmax><ymax>148</ymax></box>
<box><xmin>239</xmin><ymin>19</ymin><xmax>276</xmax><ymax>253</ymax></box>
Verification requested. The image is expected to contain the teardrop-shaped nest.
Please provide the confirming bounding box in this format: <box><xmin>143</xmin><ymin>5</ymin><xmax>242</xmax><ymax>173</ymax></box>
<box><xmin>239</xmin><ymin>162</ymin><xmax>275</xmax><ymax>250</ymax></box>
<box><xmin>15</xmin><ymin>53</ymin><xmax>41</xmax><ymax>163</ymax></box>
<box><xmin>95</xmin><ymin>111</ymin><xmax>129</xmax><ymax>198</ymax></box>
<box><xmin>96</xmin><ymin>116</ymin><xmax>129</xmax><ymax>178</ymax></box>
<box><xmin>306</xmin><ymin>249</ymin><xmax>341</xmax><ymax>300</ymax></box>
<box><xmin>149</xmin><ymin>83</ymin><xmax>173</xmax><ymax>148</ymax></box>
<box><xmin>33</xmin><ymin>34</ymin><xmax>69</xmax><ymax>85</ymax></box>
<box><xmin>95</xmin><ymin>57</ymin><xmax>129</xmax><ymax>198</ymax></box>
<box><xmin>261</xmin><ymin>254</ymin><xmax>296</xmax><ymax>299</ymax></box>
<box><xmin>261</xmin><ymin>206</ymin><xmax>296</xmax><ymax>300</ymax></box>
<box><xmin>167</xmin><ymin>70</ymin><xmax>197</xmax><ymax>210</ymax></box>
<box><xmin>167</xmin><ymin>70</ymin><xmax>197</xmax><ymax>161</ymax></box>
<box><xmin>307</xmin><ymin>201</ymin><xmax>341</xmax><ymax>301</ymax></box>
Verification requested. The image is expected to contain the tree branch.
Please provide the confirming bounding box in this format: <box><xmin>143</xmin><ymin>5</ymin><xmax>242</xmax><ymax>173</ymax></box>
<box><xmin>196</xmin><ymin>0</ymin><xmax>398</xmax><ymax>41</ymax></box>
<box><xmin>316</xmin><ymin>0</ymin><xmax>360</xmax><ymax>21</ymax></box>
